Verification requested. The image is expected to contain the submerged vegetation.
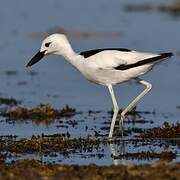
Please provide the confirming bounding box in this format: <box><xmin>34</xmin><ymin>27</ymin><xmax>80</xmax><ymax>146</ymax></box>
<box><xmin>0</xmin><ymin>135</ymin><xmax>105</xmax><ymax>154</ymax></box>
<box><xmin>0</xmin><ymin>134</ymin><xmax>178</xmax><ymax>163</ymax></box>
<box><xmin>139</xmin><ymin>122</ymin><xmax>180</xmax><ymax>138</ymax></box>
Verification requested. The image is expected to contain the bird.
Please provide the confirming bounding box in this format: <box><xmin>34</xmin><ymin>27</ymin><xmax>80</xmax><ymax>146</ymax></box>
<box><xmin>26</xmin><ymin>33</ymin><xmax>173</xmax><ymax>138</ymax></box>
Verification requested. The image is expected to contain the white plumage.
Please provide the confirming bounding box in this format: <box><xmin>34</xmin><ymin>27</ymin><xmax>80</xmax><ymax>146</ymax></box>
<box><xmin>80</xmin><ymin>50</ymin><xmax>157</xmax><ymax>85</ymax></box>
<box><xmin>27</xmin><ymin>34</ymin><xmax>173</xmax><ymax>138</ymax></box>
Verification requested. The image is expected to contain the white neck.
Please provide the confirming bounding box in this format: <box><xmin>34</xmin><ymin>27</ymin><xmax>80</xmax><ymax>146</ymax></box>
<box><xmin>55</xmin><ymin>42</ymin><xmax>84</xmax><ymax>69</ymax></box>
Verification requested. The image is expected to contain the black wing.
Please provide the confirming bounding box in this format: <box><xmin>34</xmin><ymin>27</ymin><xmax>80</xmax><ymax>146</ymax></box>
<box><xmin>114</xmin><ymin>52</ymin><xmax>173</xmax><ymax>71</ymax></box>
<box><xmin>80</xmin><ymin>48</ymin><xmax>131</xmax><ymax>58</ymax></box>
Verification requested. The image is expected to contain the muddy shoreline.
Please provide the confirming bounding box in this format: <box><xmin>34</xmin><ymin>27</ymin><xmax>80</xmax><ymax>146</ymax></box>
<box><xmin>0</xmin><ymin>160</ymin><xmax>179</xmax><ymax>180</ymax></box>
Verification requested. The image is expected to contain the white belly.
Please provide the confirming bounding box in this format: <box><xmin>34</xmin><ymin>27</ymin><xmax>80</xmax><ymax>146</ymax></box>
<box><xmin>79</xmin><ymin>64</ymin><xmax>153</xmax><ymax>86</ymax></box>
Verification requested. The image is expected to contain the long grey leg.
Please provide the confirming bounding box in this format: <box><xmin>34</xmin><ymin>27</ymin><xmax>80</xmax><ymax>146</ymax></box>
<box><xmin>120</xmin><ymin>78</ymin><xmax>152</xmax><ymax>125</ymax></box>
<box><xmin>107</xmin><ymin>85</ymin><xmax>119</xmax><ymax>138</ymax></box>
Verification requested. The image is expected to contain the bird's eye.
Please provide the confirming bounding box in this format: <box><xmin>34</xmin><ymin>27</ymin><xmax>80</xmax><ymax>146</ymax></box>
<box><xmin>45</xmin><ymin>42</ymin><xmax>51</xmax><ymax>47</ymax></box>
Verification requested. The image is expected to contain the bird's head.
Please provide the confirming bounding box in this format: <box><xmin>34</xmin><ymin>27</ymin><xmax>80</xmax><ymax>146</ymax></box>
<box><xmin>26</xmin><ymin>34</ymin><xmax>71</xmax><ymax>67</ymax></box>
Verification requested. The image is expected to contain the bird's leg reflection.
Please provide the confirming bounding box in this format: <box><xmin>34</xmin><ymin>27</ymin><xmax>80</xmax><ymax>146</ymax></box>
<box><xmin>109</xmin><ymin>140</ymin><xmax>127</xmax><ymax>165</ymax></box>
<box><xmin>39</xmin><ymin>134</ymin><xmax>43</xmax><ymax>164</ymax></box>
<box><xmin>119</xmin><ymin>115</ymin><xmax>124</xmax><ymax>137</ymax></box>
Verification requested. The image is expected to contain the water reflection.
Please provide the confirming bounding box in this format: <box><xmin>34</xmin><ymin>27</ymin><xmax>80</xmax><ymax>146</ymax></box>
<box><xmin>109</xmin><ymin>141</ymin><xmax>128</xmax><ymax>166</ymax></box>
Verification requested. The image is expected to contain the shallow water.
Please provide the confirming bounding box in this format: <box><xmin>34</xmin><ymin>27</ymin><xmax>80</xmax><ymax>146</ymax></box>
<box><xmin>0</xmin><ymin>0</ymin><xmax>180</xmax><ymax>165</ymax></box>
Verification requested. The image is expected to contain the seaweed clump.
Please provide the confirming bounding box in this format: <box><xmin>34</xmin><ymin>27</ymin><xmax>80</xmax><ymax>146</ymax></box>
<box><xmin>116</xmin><ymin>151</ymin><xmax>176</xmax><ymax>161</ymax></box>
<box><xmin>2</xmin><ymin>104</ymin><xmax>76</xmax><ymax>120</ymax></box>
<box><xmin>139</xmin><ymin>122</ymin><xmax>180</xmax><ymax>138</ymax></box>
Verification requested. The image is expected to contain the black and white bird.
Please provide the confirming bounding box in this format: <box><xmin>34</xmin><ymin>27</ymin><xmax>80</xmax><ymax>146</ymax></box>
<box><xmin>27</xmin><ymin>34</ymin><xmax>173</xmax><ymax>138</ymax></box>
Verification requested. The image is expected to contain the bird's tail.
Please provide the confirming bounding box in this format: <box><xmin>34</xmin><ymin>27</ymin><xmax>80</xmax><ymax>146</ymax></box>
<box><xmin>159</xmin><ymin>52</ymin><xmax>173</xmax><ymax>59</ymax></box>
<box><xmin>115</xmin><ymin>52</ymin><xmax>173</xmax><ymax>70</ymax></box>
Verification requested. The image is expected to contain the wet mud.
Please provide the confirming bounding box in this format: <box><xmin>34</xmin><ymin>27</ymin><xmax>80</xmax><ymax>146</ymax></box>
<box><xmin>0</xmin><ymin>160</ymin><xmax>179</xmax><ymax>180</ymax></box>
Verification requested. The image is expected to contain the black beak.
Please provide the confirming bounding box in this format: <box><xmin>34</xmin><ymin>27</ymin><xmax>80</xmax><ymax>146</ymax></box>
<box><xmin>26</xmin><ymin>50</ymin><xmax>46</xmax><ymax>67</ymax></box>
